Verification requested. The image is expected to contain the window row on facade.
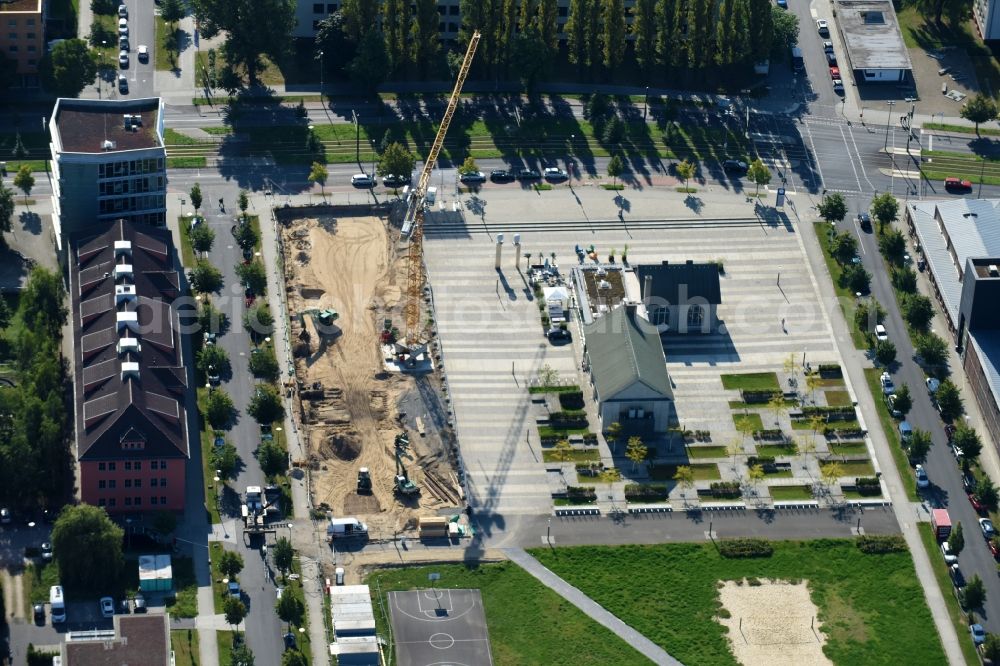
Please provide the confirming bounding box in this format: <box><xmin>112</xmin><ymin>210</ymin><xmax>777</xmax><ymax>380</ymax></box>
<box><xmin>97</xmin><ymin>496</ymin><xmax>170</xmax><ymax>508</ymax></box>
<box><xmin>97</xmin><ymin>460</ymin><xmax>172</xmax><ymax>471</ymax></box>
<box><xmin>98</xmin><ymin>176</ymin><xmax>165</xmax><ymax>196</ymax></box>
<box><xmin>97</xmin><ymin>478</ymin><xmax>169</xmax><ymax>489</ymax></box>
<box><xmin>98</xmin><ymin>158</ymin><xmax>165</xmax><ymax>179</ymax></box>
<box><xmin>98</xmin><ymin>195</ymin><xmax>166</xmax><ymax>215</ymax></box>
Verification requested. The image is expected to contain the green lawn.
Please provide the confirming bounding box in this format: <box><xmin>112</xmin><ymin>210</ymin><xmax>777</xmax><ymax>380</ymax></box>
<box><xmin>833</xmin><ymin>460</ymin><xmax>875</xmax><ymax>477</ymax></box>
<box><xmin>528</xmin><ymin>384</ymin><xmax>582</xmax><ymax>394</ymax></box>
<box><xmin>531</xmin><ymin>541</ymin><xmax>945</xmax><ymax>666</ymax></box>
<box><xmin>368</xmin><ymin>562</ymin><xmax>649</xmax><ymax>666</ymax></box>
<box><xmin>25</xmin><ymin>561</ymin><xmax>60</xmax><ymax>604</ymax></box>
<box><xmin>178</xmin><ymin>215</ymin><xmax>197</xmax><ymax>268</ymax></box>
<box><xmin>756</xmin><ymin>442</ymin><xmax>800</xmax><ymax>457</ymax></box>
<box><xmin>171</xmin><ymin>629</ymin><xmax>201</xmax><ymax>666</ymax></box>
<box><xmin>732</xmin><ymin>412</ymin><xmax>764</xmax><ymax>432</ymax></box>
<box><xmin>198</xmin><ymin>388</ymin><xmax>223</xmax><ymax>525</ymax></box>
<box><xmin>923</xmin><ymin>122</ymin><xmax>1000</xmax><ymax>137</ymax></box>
<box><xmin>825</xmin><ymin>390</ymin><xmax>852</xmax><ymax>407</ymax></box>
<box><xmin>216</xmin><ymin>631</ymin><xmax>238</xmax><ymax>666</ymax></box>
<box><xmin>720</xmin><ymin>372</ymin><xmax>779</xmax><ymax>392</ymax></box>
<box><xmin>685</xmin><ymin>445</ymin><xmax>729</xmax><ymax>459</ymax></box>
<box><xmin>168</xmin><ymin>157</ymin><xmax>208</xmax><ymax>169</ymax></box>
<box><xmin>814</xmin><ymin>223</ymin><xmax>869</xmax><ymax>350</ymax></box>
<box><xmin>770</xmin><ymin>485</ymin><xmax>814</xmax><ymax>501</ymax></box>
<box><xmin>918</xmin><ymin>523</ymin><xmax>982</xmax><ymax>666</ymax></box>
<box><xmin>166</xmin><ymin>557</ymin><xmax>199</xmax><ymax>619</ymax></box>
<box><xmin>165</xmin><ymin>128</ymin><xmax>214</xmax><ymax>146</ymax></box>
<box><xmin>542</xmin><ymin>449</ymin><xmax>600</xmax><ymax>463</ymax></box>
<box><xmin>829</xmin><ymin>443</ymin><xmax>869</xmax><ymax>456</ymax></box>
<box><xmin>864</xmin><ymin>368</ymin><xmax>918</xmax><ymax>501</ymax></box>
<box><xmin>209</xmin><ymin>542</ymin><xmax>228</xmax><ymax>613</ymax></box>
<box><xmin>649</xmin><ymin>463</ymin><xmax>721</xmax><ymax>481</ymax></box>
<box><xmin>155</xmin><ymin>17</ymin><xmax>180</xmax><ymax>72</ymax></box>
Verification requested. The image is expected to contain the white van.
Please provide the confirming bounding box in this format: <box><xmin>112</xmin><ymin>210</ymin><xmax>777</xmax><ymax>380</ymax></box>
<box><xmin>327</xmin><ymin>517</ymin><xmax>368</xmax><ymax>541</ymax></box>
<box><xmin>350</xmin><ymin>174</ymin><xmax>374</xmax><ymax>188</ymax></box>
<box><xmin>50</xmin><ymin>585</ymin><xmax>66</xmax><ymax>623</ymax></box>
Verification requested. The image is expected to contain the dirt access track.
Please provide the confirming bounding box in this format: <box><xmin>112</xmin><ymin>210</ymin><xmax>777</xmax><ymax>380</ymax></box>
<box><xmin>279</xmin><ymin>206</ymin><xmax>460</xmax><ymax>536</ymax></box>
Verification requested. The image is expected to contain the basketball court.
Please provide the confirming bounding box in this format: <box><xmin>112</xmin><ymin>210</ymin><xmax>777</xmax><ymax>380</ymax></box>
<box><xmin>388</xmin><ymin>588</ymin><xmax>494</xmax><ymax>666</ymax></box>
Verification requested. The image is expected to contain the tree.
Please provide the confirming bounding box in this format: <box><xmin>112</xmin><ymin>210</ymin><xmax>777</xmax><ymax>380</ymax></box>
<box><xmin>257</xmin><ymin>441</ymin><xmax>287</xmax><ymax>477</ymax></box>
<box><xmin>551</xmin><ymin>438</ymin><xmax>574</xmax><ymax>462</ymax></box>
<box><xmin>190</xmin><ymin>261</ymin><xmax>223</xmax><ymax>294</ymax></box>
<box><xmin>211</xmin><ymin>439</ymin><xmax>239</xmax><ymax>479</ymax></box>
<box><xmin>244</xmin><ymin>302</ymin><xmax>274</xmax><ymax>337</ymax></box>
<box><xmin>607</xmin><ymin>154</ymin><xmax>624</xmax><ymax>188</ymax></box>
<box><xmin>625</xmin><ymin>435</ymin><xmax>647</xmax><ymax>472</ymax></box>
<box><xmin>953</xmin><ymin>424</ymin><xmax>983</xmax><ymax>461</ymax></box>
<box><xmin>273</xmin><ymin>537</ymin><xmax>294</xmax><ymax>576</ymax></box>
<box><xmin>631</xmin><ymin>0</ymin><xmax>657</xmax><ymax>76</ymax></box>
<box><xmin>39</xmin><ymin>39</ymin><xmax>98</xmax><ymax>97</ymax></box>
<box><xmin>748</xmin><ymin>0</ymin><xmax>774</xmax><ymax>63</ymax></box>
<box><xmin>381</xmin><ymin>0</ymin><xmax>408</xmax><ymax>75</ymax></box>
<box><xmin>411</xmin><ymin>0</ymin><xmax>440</xmax><ymax>78</ymax></box>
<box><xmin>961</xmin><ymin>94</ymin><xmax>998</xmax><ymax>135</ymax></box>
<box><xmin>200</xmin><ymin>302</ymin><xmax>229</xmax><ymax>337</ymax></box>
<box><xmin>237</xmin><ymin>190</ymin><xmax>249</xmax><ymax>217</ymax></box>
<box><xmin>308</xmin><ymin>161</ymin><xmax>328</xmax><ymax>200</ymax></box>
<box><xmin>190</xmin><ymin>224</ymin><xmax>216</xmax><ymax>253</ymax></box>
<box><xmin>20</xmin><ymin>267</ymin><xmax>67</xmax><ymax>339</ymax></box>
<box><xmin>249</xmin><ymin>384</ymin><xmax>285</xmax><ymax>424</ymax></box>
<box><xmin>197</xmin><ymin>344</ymin><xmax>231</xmax><ymax>379</ymax></box>
<box><xmin>830</xmin><ymin>232</ymin><xmax>857</xmax><ymax>265</ymax></box>
<box><xmin>13</xmin><ymin>165</ymin><xmax>34</xmax><ymax>207</ymax></box>
<box><xmin>340</xmin><ymin>0</ymin><xmax>380</xmax><ymax>43</ymax></box>
<box><xmin>236</xmin><ymin>261</ymin><xmax>267</xmax><ymax>297</ymax></box>
<box><xmin>748</xmin><ymin>464</ymin><xmax>765</xmax><ymax>490</ymax></box>
<box><xmin>982</xmin><ymin>633</ymin><xmax>1000</xmax><ymax>665</ymax></box>
<box><xmin>891</xmin><ymin>267</ymin><xmax>917</xmax><ymax>294</ymax></box>
<box><xmin>915</xmin><ymin>333</ymin><xmax>948</xmax><ymax>367</ymax></box>
<box><xmin>818</xmin><ymin>193</ymin><xmax>847</xmax><ymax>222</ymax></box>
<box><xmin>0</xmin><ymin>182</ymin><xmax>14</xmax><ymax>240</ymax></box>
<box><xmin>565</xmin><ymin>0</ymin><xmax>595</xmax><ymax>72</ymax></box>
<box><xmin>935</xmin><ymin>379</ymin><xmax>963</xmax><ymax>421</ymax></box>
<box><xmin>190</xmin><ymin>0</ymin><xmax>296</xmax><ymax>86</ymax></box>
<box><xmin>51</xmin><ymin>504</ymin><xmax>124</xmax><ymax>592</ymax></box>
<box><xmin>606</xmin><ymin>421</ymin><xmax>623</xmax><ymax>451</ymax></box>
<box><xmin>233</xmin><ymin>221</ymin><xmax>258</xmax><ymax>251</ymax></box>
<box><xmin>347</xmin><ymin>29</ymin><xmax>389</xmax><ymax>92</ymax></box>
<box><xmin>949</xmin><ymin>520</ymin><xmax>965</xmax><ymax>556</ymax></box>
<box><xmin>673</xmin><ymin>465</ymin><xmax>694</xmax><ymax>503</ymax></box>
<box><xmin>819</xmin><ymin>461</ymin><xmax>842</xmax><ymax>488</ymax></box>
<box><xmin>767</xmin><ymin>393</ymin><xmax>785</xmax><ymax>427</ymax></box>
<box><xmin>901</xmin><ymin>293</ymin><xmax>934</xmax><ymax>331</ymax></box>
<box><xmin>377</xmin><ymin>142</ymin><xmax>416</xmax><ymax>181</ymax></box>
<box><xmin>841</xmin><ymin>264</ymin><xmax>871</xmax><ymax>295</ymax></box>
<box><xmin>977</xmin><ymin>478</ymin><xmax>1000</xmax><ymax>511</ymax></box>
<box><xmin>276</xmin><ymin>589</ymin><xmax>305</xmax><ymax>626</ymax></box>
<box><xmin>771</xmin><ymin>5</ymin><xmax>799</xmax><ymax>55</ymax></box>
<box><xmin>675</xmin><ymin>159</ymin><xmax>696</xmax><ymax>190</ymax></box>
<box><xmin>746</xmin><ymin>158</ymin><xmax>771</xmax><ymax>197</ymax></box>
<box><xmin>249</xmin><ymin>347</ymin><xmax>279</xmax><ymax>381</ymax></box>
<box><xmin>458</xmin><ymin>156</ymin><xmax>479</xmax><ymax>176</ymax></box>
<box><xmin>537</xmin><ymin>364</ymin><xmax>559</xmax><ymax>386</ymax></box>
<box><xmin>870</xmin><ymin>192</ymin><xmax>899</xmax><ymax>228</ymax></box>
<box><xmin>875</xmin><ymin>339</ymin><xmax>897</xmax><ymax>366</ymax></box>
<box><xmin>190</xmin><ymin>183</ymin><xmax>204</xmax><ymax>216</ymax></box>
<box><xmin>205</xmin><ymin>389</ymin><xmax>234</xmax><ymax>429</ymax></box>
<box><xmin>964</xmin><ymin>574</ymin><xmax>986</xmax><ymax>610</ymax></box>
<box><xmin>601</xmin><ymin>0</ymin><xmax>626</xmax><ymax>70</ymax></box>
<box><xmin>230</xmin><ymin>641</ymin><xmax>255</xmax><ymax>666</ymax></box>
<box><xmin>223</xmin><ymin>595</ymin><xmax>247</xmax><ymax>629</ymax></box>
<box><xmin>282</xmin><ymin>651</ymin><xmax>308</xmax><ymax>666</ymax></box>
<box><xmin>854</xmin><ymin>300</ymin><xmax>885</xmax><ymax>337</ymax></box>
<box><xmin>878</xmin><ymin>228</ymin><xmax>906</xmax><ymax>264</ymax></box>
<box><xmin>219</xmin><ymin>550</ymin><xmax>244</xmax><ymax>578</ymax></box>
<box><xmin>160</xmin><ymin>0</ymin><xmax>186</xmax><ymax>24</ymax></box>
<box><xmin>893</xmin><ymin>384</ymin><xmax>912</xmax><ymax>416</ymax></box>
<box><xmin>908</xmin><ymin>429</ymin><xmax>932</xmax><ymax>464</ymax></box>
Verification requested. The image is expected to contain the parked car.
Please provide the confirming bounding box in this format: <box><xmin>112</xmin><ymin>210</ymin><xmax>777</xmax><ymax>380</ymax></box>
<box><xmin>829</xmin><ymin>66</ymin><xmax>840</xmax><ymax>79</ymax></box>
<box><xmin>244</xmin><ymin>287</ymin><xmax>255</xmax><ymax>308</ymax></box>
<box><xmin>826</xmin><ymin>52</ymin><xmax>837</xmax><ymax>66</ymax></box>
<box><xmin>516</xmin><ymin>168</ymin><xmax>541</xmax><ymax>180</ymax></box>
<box><xmin>118</xmin><ymin>75</ymin><xmax>128</xmax><ymax>94</ymax></box>
<box><xmin>832</xmin><ymin>79</ymin><xmax>845</xmax><ymax>95</ymax></box>
<box><xmin>990</xmin><ymin>538</ymin><xmax>1000</xmax><ymax>559</ymax></box>
<box><xmin>119</xmin><ymin>36</ymin><xmax>129</xmax><ymax>51</ymax></box>
<box><xmin>723</xmin><ymin>159</ymin><xmax>748</xmax><ymax>174</ymax></box>
<box><xmin>33</xmin><ymin>603</ymin><xmax>44</xmax><ymax>624</ymax></box>
<box><xmin>776</xmin><ymin>0</ymin><xmax>786</xmax><ymax>7</ymax></box>
<box><xmin>941</xmin><ymin>541</ymin><xmax>958</xmax><ymax>565</ymax></box>
<box><xmin>915</xmin><ymin>464</ymin><xmax>929</xmax><ymax>489</ymax></box>
<box><xmin>816</xmin><ymin>19</ymin><xmax>829</xmax><ymax>36</ymax></box>
<box><xmin>350</xmin><ymin>173</ymin><xmax>374</xmax><ymax>188</ymax></box>
<box><xmin>951</xmin><ymin>563</ymin><xmax>966</xmax><ymax>588</ymax></box>
<box><xmin>944</xmin><ymin>177</ymin><xmax>973</xmax><ymax>192</ymax></box>
<box><xmin>1</xmin><ymin>508</ymin><xmax>12</xmax><ymax>525</ymax></box>
<box><xmin>980</xmin><ymin>517</ymin><xmax>996</xmax><ymax>539</ymax></box>
<box><xmin>490</xmin><ymin>169</ymin><xmax>515</xmax><ymax>183</ymax></box>
<box><xmin>886</xmin><ymin>393</ymin><xmax>902</xmax><ymax>418</ymax></box>
<box><xmin>857</xmin><ymin>212</ymin><xmax>872</xmax><ymax>231</ymax></box>
<box><xmin>133</xmin><ymin>594</ymin><xmax>146</xmax><ymax>612</ymax></box>
<box><xmin>459</xmin><ymin>171</ymin><xmax>486</xmax><ymax>184</ymax></box>
<box><xmin>823</xmin><ymin>41</ymin><xmax>834</xmax><ymax>53</ymax></box>
<box><xmin>926</xmin><ymin>377</ymin><xmax>941</xmax><ymax>394</ymax></box>
<box><xmin>880</xmin><ymin>371</ymin><xmax>894</xmax><ymax>395</ymax></box>
<box><xmin>382</xmin><ymin>174</ymin><xmax>410</xmax><ymax>188</ymax></box>
<box><xmin>283</xmin><ymin>632</ymin><xmax>297</xmax><ymax>651</ymax></box>
<box><xmin>543</xmin><ymin>167</ymin><xmax>568</xmax><ymax>181</ymax></box>
<box><xmin>963</xmin><ymin>470</ymin><xmax>978</xmax><ymax>492</ymax></box>
<box><xmin>335</xmin><ymin>567</ymin><xmax>345</xmax><ymax>585</ymax></box>
<box><xmin>875</xmin><ymin>324</ymin><xmax>888</xmax><ymax>342</ymax></box>
<box><xmin>137</xmin><ymin>45</ymin><xmax>148</xmax><ymax>63</ymax></box>
<box><xmin>117</xmin><ymin>3</ymin><xmax>127</xmax><ymax>17</ymax></box>
<box><xmin>40</xmin><ymin>542</ymin><xmax>52</xmax><ymax>562</ymax></box>
<box><xmin>100</xmin><ymin>596</ymin><xmax>115</xmax><ymax>618</ymax></box>
<box><xmin>119</xmin><ymin>50</ymin><xmax>129</xmax><ymax>68</ymax></box>
<box><xmin>118</xmin><ymin>18</ymin><xmax>128</xmax><ymax>36</ymax></box>
<box><xmin>972</xmin><ymin>624</ymin><xmax>986</xmax><ymax>646</ymax></box>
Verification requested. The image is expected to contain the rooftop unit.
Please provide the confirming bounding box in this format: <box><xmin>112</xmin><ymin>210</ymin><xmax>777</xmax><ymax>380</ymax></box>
<box><xmin>116</xmin><ymin>311</ymin><xmax>139</xmax><ymax>331</ymax></box>
<box><xmin>114</xmin><ymin>240</ymin><xmax>133</xmax><ymax>257</ymax></box>
<box><xmin>991</xmin><ymin>265</ymin><xmax>999</xmax><ymax>278</ymax></box>
<box><xmin>114</xmin><ymin>264</ymin><xmax>133</xmax><ymax>280</ymax></box>
<box><xmin>115</xmin><ymin>284</ymin><xmax>136</xmax><ymax>304</ymax></box>
<box><xmin>117</xmin><ymin>337</ymin><xmax>140</xmax><ymax>355</ymax></box>
<box><xmin>101</xmin><ymin>140</ymin><xmax>117</xmax><ymax>151</ymax></box>
<box><xmin>121</xmin><ymin>361</ymin><xmax>139</xmax><ymax>380</ymax></box>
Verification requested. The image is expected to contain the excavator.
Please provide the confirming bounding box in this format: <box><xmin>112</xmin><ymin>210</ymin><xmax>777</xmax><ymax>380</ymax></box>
<box><xmin>393</xmin><ymin>432</ymin><xmax>419</xmax><ymax>497</ymax></box>
<box><xmin>396</xmin><ymin>30</ymin><xmax>481</xmax><ymax>367</ymax></box>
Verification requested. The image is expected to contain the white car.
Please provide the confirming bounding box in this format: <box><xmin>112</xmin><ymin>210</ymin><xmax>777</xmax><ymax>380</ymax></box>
<box><xmin>335</xmin><ymin>566</ymin><xmax>345</xmax><ymax>585</ymax></box>
<box><xmin>941</xmin><ymin>541</ymin><xmax>958</xmax><ymax>565</ymax></box>
<box><xmin>350</xmin><ymin>173</ymin><xmax>374</xmax><ymax>188</ymax></box>
<box><xmin>880</xmin><ymin>371</ymin><xmax>894</xmax><ymax>395</ymax></box>
<box><xmin>118</xmin><ymin>4</ymin><xmax>127</xmax><ymax>18</ymax></box>
<box><xmin>118</xmin><ymin>19</ymin><xmax>128</xmax><ymax>36</ymax></box>
<box><xmin>543</xmin><ymin>167</ymin><xmax>568</xmax><ymax>181</ymax></box>
<box><xmin>100</xmin><ymin>596</ymin><xmax>114</xmax><ymax>618</ymax></box>
<box><xmin>875</xmin><ymin>324</ymin><xmax>888</xmax><ymax>342</ymax></box>
<box><xmin>926</xmin><ymin>377</ymin><xmax>940</xmax><ymax>394</ymax></box>
<box><xmin>817</xmin><ymin>19</ymin><xmax>829</xmax><ymax>35</ymax></box>
<box><xmin>137</xmin><ymin>45</ymin><xmax>148</xmax><ymax>63</ymax></box>
<box><xmin>915</xmin><ymin>464</ymin><xmax>929</xmax><ymax>489</ymax></box>
<box><xmin>118</xmin><ymin>50</ymin><xmax>128</xmax><ymax>68</ymax></box>
<box><xmin>459</xmin><ymin>170</ymin><xmax>486</xmax><ymax>184</ymax></box>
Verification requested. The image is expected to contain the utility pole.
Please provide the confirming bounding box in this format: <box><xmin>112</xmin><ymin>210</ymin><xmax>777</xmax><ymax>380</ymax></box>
<box><xmin>352</xmin><ymin>109</ymin><xmax>360</xmax><ymax>166</ymax></box>
<box><xmin>883</xmin><ymin>100</ymin><xmax>895</xmax><ymax>151</ymax></box>
<box><xmin>643</xmin><ymin>87</ymin><xmax>649</xmax><ymax>122</ymax></box>
<box><xmin>318</xmin><ymin>49</ymin><xmax>324</xmax><ymax>100</ymax></box>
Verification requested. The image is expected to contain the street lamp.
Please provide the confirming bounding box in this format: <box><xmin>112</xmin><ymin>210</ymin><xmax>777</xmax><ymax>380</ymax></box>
<box><xmin>286</xmin><ymin>522</ymin><xmax>294</xmax><ymax>544</ymax></box>
<box><xmin>100</xmin><ymin>40</ymin><xmax>108</xmax><ymax>99</ymax></box>
<box><xmin>318</xmin><ymin>49</ymin><xmax>324</xmax><ymax>99</ymax></box>
<box><xmin>643</xmin><ymin>87</ymin><xmax>649</xmax><ymax>123</ymax></box>
<box><xmin>883</xmin><ymin>100</ymin><xmax>895</xmax><ymax>151</ymax></box>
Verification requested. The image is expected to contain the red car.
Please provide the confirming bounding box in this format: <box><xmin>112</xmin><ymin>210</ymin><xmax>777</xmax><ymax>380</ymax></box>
<box><xmin>969</xmin><ymin>493</ymin><xmax>986</xmax><ymax>514</ymax></box>
<box><xmin>989</xmin><ymin>538</ymin><xmax>999</xmax><ymax>559</ymax></box>
<box><xmin>829</xmin><ymin>66</ymin><xmax>840</xmax><ymax>79</ymax></box>
<box><xmin>944</xmin><ymin>177</ymin><xmax>973</xmax><ymax>192</ymax></box>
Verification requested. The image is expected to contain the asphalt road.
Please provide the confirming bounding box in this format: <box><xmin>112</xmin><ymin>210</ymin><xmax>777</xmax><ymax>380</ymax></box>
<box><xmin>173</xmin><ymin>167</ymin><xmax>284</xmax><ymax>665</ymax></box>
<box><xmin>102</xmin><ymin>0</ymin><xmax>155</xmax><ymax>100</ymax></box>
<box><xmin>834</xmin><ymin>196</ymin><xmax>1000</xmax><ymax>634</ymax></box>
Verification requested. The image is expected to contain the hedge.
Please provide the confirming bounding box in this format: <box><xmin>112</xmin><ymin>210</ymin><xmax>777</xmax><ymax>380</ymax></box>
<box><xmin>624</xmin><ymin>484</ymin><xmax>669</xmax><ymax>500</ymax></box>
<box><xmin>741</xmin><ymin>390</ymin><xmax>781</xmax><ymax>404</ymax></box>
<box><xmin>747</xmin><ymin>456</ymin><xmax>776</xmax><ymax>469</ymax></box>
<box><xmin>558</xmin><ymin>391</ymin><xmax>585</xmax><ymax>410</ymax></box>
<box><xmin>565</xmin><ymin>486</ymin><xmax>597</xmax><ymax>501</ymax></box>
<box><xmin>856</xmin><ymin>535</ymin><xmax>907</xmax><ymax>554</ymax></box>
<box><xmin>549</xmin><ymin>411</ymin><xmax>589</xmax><ymax>428</ymax></box>
<box><xmin>855</xmin><ymin>477</ymin><xmax>881</xmax><ymax>496</ymax></box>
<box><xmin>799</xmin><ymin>406</ymin><xmax>857</xmax><ymax>419</ymax></box>
<box><xmin>719</xmin><ymin>538</ymin><xmax>774</xmax><ymax>558</ymax></box>
<box><xmin>817</xmin><ymin>364</ymin><xmax>843</xmax><ymax>378</ymax></box>
<box><xmin>709</xmin><ymin>481</ymin><xmax>742</xmax><ymax>499</ymax></box>
<box><xmin>752</xmin><ymin>429</ymin><xmax>784</xmax><ymax>441</ymax></box>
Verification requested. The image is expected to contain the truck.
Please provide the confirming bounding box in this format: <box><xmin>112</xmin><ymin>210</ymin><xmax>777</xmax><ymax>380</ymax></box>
<box><xmin>791</xmin><ymin>46</ymin><xmax>804</xmax><ymax>72</ymax></box>
<box><xmin>242</xmin><ymin>485</ymin><xmax>265</xmax><ymax>530</ymax></box>
<box><xmin>932</xmin><ymin>508</ymin><xmax>952</xmax><ymax>540</ymax></box>
<box><xmin>327</xmin><ymin>517</ymin><xmax>368</xmax><ymax>541</ymax></box>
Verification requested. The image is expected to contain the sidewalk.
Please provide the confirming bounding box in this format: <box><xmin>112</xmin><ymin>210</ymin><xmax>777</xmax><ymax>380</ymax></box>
<box><xmin>503</xmin><ymin>547</ymin><xmax>681</xmax><ymax>666</ymax></box>
<box><xmin>790</xmin><ymin>206</ymin><xmax>964</xmax><ymax>665</ymax></box>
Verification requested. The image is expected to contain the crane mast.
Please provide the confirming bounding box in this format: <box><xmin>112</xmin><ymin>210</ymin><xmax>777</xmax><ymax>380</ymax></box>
<box><xmin>402</xmin><ymin>30</ymin><xmax>480</xmax><ymax>348</ymax></box>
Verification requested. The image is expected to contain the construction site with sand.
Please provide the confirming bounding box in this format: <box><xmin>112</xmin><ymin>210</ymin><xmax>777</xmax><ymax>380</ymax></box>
<box><xmin>277</xmin><ymin>205</ymin><xmax>463</xmax><ymax>537</ymax></box>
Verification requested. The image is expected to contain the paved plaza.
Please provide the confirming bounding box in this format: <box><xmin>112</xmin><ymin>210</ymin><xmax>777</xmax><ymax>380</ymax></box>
<box><xmin>423</xmin><ymin>186</ymin><xmax>857</xmax><ymax>520</ymax></box>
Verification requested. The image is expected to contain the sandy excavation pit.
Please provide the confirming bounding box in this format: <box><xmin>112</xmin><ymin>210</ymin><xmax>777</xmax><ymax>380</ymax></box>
<box><xmin>280</xmin><ymin>209</ymin><xmax>461</xmax><ymax>534</ymax></box>
<box><xmin>716</xmin><ymin>579</ymin><xmax>831</xmax><ymax>666</ymax></box>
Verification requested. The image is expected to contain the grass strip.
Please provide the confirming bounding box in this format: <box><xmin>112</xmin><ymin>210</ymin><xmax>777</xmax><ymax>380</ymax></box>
<box><xmin>720</xmin><ymin>372</ymin><xmax>780</xmax><ymax>391</ymax></box>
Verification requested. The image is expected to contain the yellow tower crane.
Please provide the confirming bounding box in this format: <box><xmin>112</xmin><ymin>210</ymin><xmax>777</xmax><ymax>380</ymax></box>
<box><xmin>401</xmin><ymin>30</ymin><xmax>480</xmax><ymax>359</ymax></box>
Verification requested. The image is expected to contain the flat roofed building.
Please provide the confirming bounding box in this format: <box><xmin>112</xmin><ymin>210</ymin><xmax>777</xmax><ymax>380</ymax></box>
<box><xmin>0</xmin><ymin>0</ymin><xmax>44</xmax><ymax>87</ymax></box>
<box><xmin>836</xmin><ymin>0</ymin><xmax>912</xmax><ymax>83</ymax></box>
<box><xmin>49</xmin><ymin>98</ymin><xmax>167</xmax><ymax>255</ymax></box>
<box><xmin>60</xmin><ymin>614</ymin><xmax>170</xmax><ymax>665</ymax></box>
<box><xmin>974</xmin><ymin>0</ymin><xmax>1000</xmax><ymax>41</ymax></box>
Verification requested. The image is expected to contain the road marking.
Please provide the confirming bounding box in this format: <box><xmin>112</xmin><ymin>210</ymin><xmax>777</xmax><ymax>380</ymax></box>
<box><xmin>845</xmin><ymin>124</ymin><xmax>877</xmax><ymax>193</ymax></box>
<box><xmin>799</xmin><ymin>122</ymin><xmax>826</xmax><ymax>190</ymax></box>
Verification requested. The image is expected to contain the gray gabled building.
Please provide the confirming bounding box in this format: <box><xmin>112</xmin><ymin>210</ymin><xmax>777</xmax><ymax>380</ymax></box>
<box><xmin>582</xmin><ymin>304</ymin><xmax>674</xmax><ymax>433</ymax></box>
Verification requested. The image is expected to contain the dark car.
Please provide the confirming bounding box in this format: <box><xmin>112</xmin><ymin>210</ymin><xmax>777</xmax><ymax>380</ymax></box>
<box><xmin>33</xmin><ymin>603</ymin><xmax>44</xmax><ymax>624</ymax></box>
<box><xmin>118</xmin><ymin>75</ymin><xmax>128</xmax><ymax>94</ymax></box>
<box><xmin>826</xmin><ymin>52</ymin><xmax>837</xmax><ymax>66</ymax></box>
<box><xmin>516</xmin><ymin>168</ymin><xmax>541</xmax><ymax>180</ymax></box>
<box><xmin>382</xmin><ymin>174</ymin><xmax>410</xmax><ymax>188</ymax></box>
<box><xmin>459</xmin><ymin>171</ymin><xmax>486</xmax><ymax>184</ymax></box>
<box><xmin>490</xmin><ymin>169</ymin><xmax>515</xmax><ymax>183</ymax></box>
<box><xmin>963</xmin><ymin>470</ymin><xmax>977</xmax><ymax>492</ymax></box>
<box><xmin>857</xmin><ymin>212</ymin><xmax>872</xmax><ymax>231</ymax></box>
<box><xmin>723</xmin><ymin>159</ymin><xmax>748</xmax><ymax>174</ymax></box>
<box><xmin>244</xmin><ymin>287</ymin><xmax>255</xmax><ymax>307</ymax></box>
<box><xmin>283</xmin><ymin>632</ymin><xmax>297</xmax><ymax>651</ymax></box>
